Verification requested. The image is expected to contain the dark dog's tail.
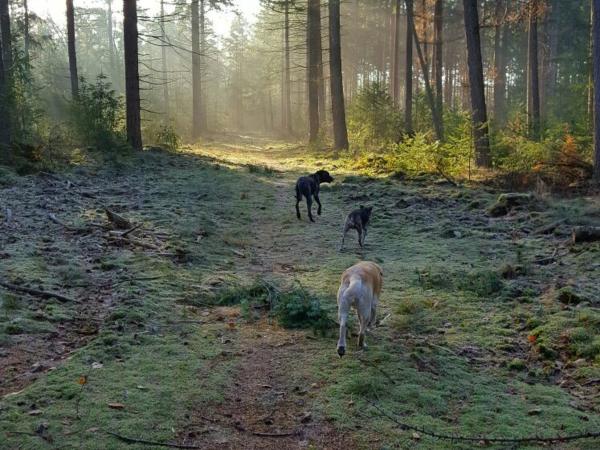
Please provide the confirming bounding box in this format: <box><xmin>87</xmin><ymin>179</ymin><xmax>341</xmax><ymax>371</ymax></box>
<box><xmin>295</xmin><ymin>183</ymin><xmax>302</xmax><ymax>201</ymax></box>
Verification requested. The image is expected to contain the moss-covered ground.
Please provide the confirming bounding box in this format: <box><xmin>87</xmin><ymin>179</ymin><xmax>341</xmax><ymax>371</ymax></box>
<box><xmin>1</xmin><ymin>136</ymin><xmax>599</xmax><ymax>449</ymax></box>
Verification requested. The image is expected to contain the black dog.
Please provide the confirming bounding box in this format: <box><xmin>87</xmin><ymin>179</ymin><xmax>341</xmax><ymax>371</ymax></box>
<box><xmin>340</xmin><ymin>205</ymin><xmax>373</xmax><ymax>250</ymax></box>
<box><xmin>295</xmin><ymin>170</ymin><xmax>334</xmax><ymax>222</ymax></box>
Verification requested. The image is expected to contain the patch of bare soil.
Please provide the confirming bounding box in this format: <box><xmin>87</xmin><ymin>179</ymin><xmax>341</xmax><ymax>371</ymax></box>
<box><xmin>180</xmin><ymin>321</ymin><xmax>354</xmax><ymax>449</ymax></box>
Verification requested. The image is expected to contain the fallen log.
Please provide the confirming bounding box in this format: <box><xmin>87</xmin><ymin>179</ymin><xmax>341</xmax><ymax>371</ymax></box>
<box><xmin>572</xmin><ymin>226</ymin><xmax>600</xmax><ymax>244</ymax></box>
<box><xmin>533</xmin><ymin>219</ymin><xmax>565</xmax><ymax>235</ymax></box>
<box><xmin>488</xmin><ymin>193</ymin><xmax>534</xmax><ymax>217</ymax></box>
<box><xmin>0</xmin><ymin>281</ymin><xmax>79</xmax><ymax>303</ymax></box>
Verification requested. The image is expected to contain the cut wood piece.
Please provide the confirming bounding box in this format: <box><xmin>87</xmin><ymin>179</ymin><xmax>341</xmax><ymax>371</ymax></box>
<box><xmin>105</xmin><ymin>208</ymin><xmax>132</xmax><ymax>229</ymax></box>
<box><xmin>572</xmin><ymin>226</ymin><xmax>600</xmax><ymax>244</ymax></box>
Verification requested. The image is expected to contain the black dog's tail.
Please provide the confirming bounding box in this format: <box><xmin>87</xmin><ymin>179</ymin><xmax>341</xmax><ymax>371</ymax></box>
<box><xmin>295</xmin><ymin>183</ymin><xmax>302</xmax><ymax>201</ymax></box>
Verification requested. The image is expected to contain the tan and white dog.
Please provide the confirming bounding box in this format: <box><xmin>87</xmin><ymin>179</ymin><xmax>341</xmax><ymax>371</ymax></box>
<box><xmin>336</xmin><ymin>261</ymin><xmax>383</xmax><ymax>357</ymax></box>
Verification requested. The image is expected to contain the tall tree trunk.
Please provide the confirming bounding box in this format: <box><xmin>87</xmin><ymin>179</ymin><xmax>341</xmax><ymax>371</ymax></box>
<box><xmin>589</xmin><ymin>2</ymin><xmax>595</xmax><ymax>132</ymax></box>
<box><xmin>544</xmin><ymin>0</ymin><xmax>559</xmax><ymax>117</ymax></box>
<box><xmin>433</xmin><ymin>0</ymin><xmax>443</xmax><ymax>118</ymax></box>
<box><xmin>107</xmin><ymin>0</ymin><xmax>117</xmax><ymax>88</ymax></box>
<box><xmin>0</xmin><ymin>0</ymin><xmax>11</xmax><ymax>76</ymax></box>
<box><xmin>315</xmin><ymin>1</ymin><xmax>325</xmax><ymax>126</ymax></box>
<box><xmin>283</xmin><ymin>1</ymin><xmax>292</xmax><ymax>134</ymax></box>
<box><xmin>527</xmin><ymin>0</ymin><xmax>541</xmax><ymax>141</ymax></box>
<box><xmin>191</xmin><ymin>0</ymin><xmax>201</xmax><ymax>138</ymax></box>
<box><xmin>200</xmin><ymin>0</ymin><xmax>207</xmax><ymax>131</ymax></box>
<box><xmin>405</xmin><ymin>0</ymin><xmax>414</xmax><ymax>135</ymax></box>
<box><xmin>493</xmin><ymin>0</ymin><xmax>507</xmax><ymax>125</ymax></box>
<box><xmin>23</xmin><ymin>0</ymin><xmax>30</xmax><ymax>64</ymax></box>
<box><xmin>66</xmin><ymin>0</ymin><xmax>79</xmax><ymax>99</ymax></box>
<box><xmin>123</xmin><ymin>0</ymin><xmax>142</xmax><ymax>151</ymax></box>
<box><xmin>160</xmin><ymin>0</ymin><xmax>169</xmax><ymax>121</ymax></box>
<box><xmin>0</xmin><ymin>3</ymin><xmax>9</xmax><ymax>153</ymax></box>
<box><xmin>392</xmin><ymin>0</ymin><xmax>401</xmax><ymax>105</ymax></box>
<box><xmin>409</xmin><ymin>9</ymin><xmax>443</xmax><ymax>141</ymax></box>
<box><xmin>329</xmin><ymin>0</ymin><xmax>349</xmax><ymax>150</ymax></box>
<box><xmin>463</xmin><ymin>0</ymin><xmax>491</xmax><ymax>167</ymax></box>
<box><xmin>593</xmin><ymin>0</ymin><xmax>600</xmax><ymax>180</ymax></box>
<box><xmin>307</xmin><ymin>0</ymin><xmax>320</xmax><ymax>143</ymax></box>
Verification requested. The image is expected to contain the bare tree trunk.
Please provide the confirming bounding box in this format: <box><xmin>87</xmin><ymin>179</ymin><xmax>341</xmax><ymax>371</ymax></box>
<box><xmin>23</xmin><ymin>0</ymin><xmax>30</xmax><ymax>64</ymax></box>
<box><xmin>544</xmin><ymin>0</ymin><xmax>559</xmax><ymax>117</ymax></box>
<box><xmin>307</xmin><ymin>0</ymin><xmax>320</xmax><ymax>143</ymax></box>
<box><xmin>329</xmin><ymin>0</ymin><xmax>349</xmax><ymax>150</ymax></box>
<box><xmin>527</xmin><ymin>0</ymin><xmax>541</xmax><ymax>141</ymax></box>
<box><xmin>284</xmin><ymin>1</ymin><xmax>292</xmax><ymax>134</ymax></box>
<box><xmin>123</xmin><ymin>0</ymin><xmax>142</xmax><ymax>151</ymax></box>
<box><xmin>191</xmin><ymin>0</ymin><xmax>201</xmax><ymax>138</ymax></box>
<box><xmin>107</xmin><ymin>0</ymin><xmax>115</xmax><ymax>82</ymax></box>
<box><xmin>593</xmin><ymin>0</ymin><xmax>600</xmax><ymax>180</ymax></box>
<box><xmin>433</xmin><ymin>0</ymin><xmax>443</xmax><ymax>120</ymax></box>
<box><xmin>160</xmin><ymin>0</ymin><xmax>169</xmax><ymax>121</ymax></box>
<box><xmin>589</xmin><ymin>2</ymin><xmax>595</xmax><ymax>132</ymax></box>
<box><xmin>0</xmin><ymin>2</ymin><xmax>9</xmax><ymax>153</ymax></box>
<box><xmin>493</xmin><ymin>0</ymin><xmax>507</xmax><ymax>125</ymax></box>
<box><xmin>200</xmin><ymin>0</ymin><xmax>207</xmax><ymax>131</ymax></box>
<box><xmin>410</xmin><ymin>10</ymin><xmax>443</xmax><ymax>141</ymax></box>
<box><xmin>66</xmin><ymin>0</ymin><xmax>79</xmax><ymax>99</ymax></box>
<box><xmin>392</xmin><ymin>0</ymin><xmax>401</xmax><ymax>105</ymax></box>
<box><xmin>405</xmin><ymin>0</ymin><xmax>414</xmax><ymax>135</ymax></box>
<box><xmin>315</xmin><ymin>1</ymin><xmax>325</xmax><ymax>126</ymax></box>
<box><xmin>463</xmin><ymin>0</ymin><xmax>491</xmax><ymax>167</ymax></box>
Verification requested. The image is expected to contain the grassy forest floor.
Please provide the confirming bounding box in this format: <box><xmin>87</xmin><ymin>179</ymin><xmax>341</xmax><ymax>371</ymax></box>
<box><xmin>1</xmin><ymin>135</ymin><xmax>600</xmax><ymax>449</ymax></box>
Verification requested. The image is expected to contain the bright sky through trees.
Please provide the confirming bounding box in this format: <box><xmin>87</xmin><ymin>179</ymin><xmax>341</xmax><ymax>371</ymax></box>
<box><xmin>28</xmin><ymin>0</ymin><xmax>261</xmax><ymax>36</ymax></box>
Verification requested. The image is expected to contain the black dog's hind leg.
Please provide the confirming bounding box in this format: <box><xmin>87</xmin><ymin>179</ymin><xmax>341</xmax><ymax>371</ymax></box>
<box><xmin>357</xmin><ymin>225</ymin><xmax>364</xmax><ymax>247</ymax></box>
<box><xmin>295</xmin><ymin>186</ymin><xmax>302</xmax><ymax>220</ymax></box>
<box><xmin>314</xmin><ymin>193</ymin><xmax>322</xmax><ymax>216</ymax></box>
<box><xmin>340</xmin><ymin>224</ymin><xmax>350</xmax><ymax>251</ymax></box>
<box><xmin>306</xmin><ymin>196</ymin><xmax>315</xmax><ymax>222</ymax></box>
<box><xmin>362</xmin><ymin>227</ymin><xmax>368</xmax><ymax>246</ymax></box>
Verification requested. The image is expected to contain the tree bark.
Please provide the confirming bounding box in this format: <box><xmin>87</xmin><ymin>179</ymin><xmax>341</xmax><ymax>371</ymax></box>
<box><xmin>527</xmin><ymin>0</ymin><xmax>541</xmax><ymax>141</ymax></box>
<box><xmin>405</xmin><ymin>0</ymin><xmax>414</xmax><ymax>135</ymax></box>
<box><xmin>307</xmin><ymin>0</ymin><xmax>320</xmax><ymax>143</ymax></box>
<box><xmin>392</xmin><ymin>0</ymin><xmax>401</xmax><ymax>105</ymax></box>
<box><xmin>463</xmin><ymin>0</ymin><xmax>491</xmax><ymax>167</ymax></box>
<box><xmin>328</xmin><ymin>0</ymin><xmax>349</xmax><ymax>150</ymax></box>
<box><xmin>283</xmin><ymin>1</ymin><xmax>292</xmax><ymax>134</ymax></box>
<box><xmin>107</xmin><ymin>0</ymin><xmax>118</xmax><ymax>90</ymax></box>
<box><xmin>160</xmin><ymin>0</ymin><xmax>169</xmax><ymax>121</ymax></box>
<box><xmin>191</xmin><ymin>0</ymin><xmax>201</xmax><ymax>138</ymax></box>
<box><xmin>199</xmin><ymin>0</ymin><xmax>207</xmax><ymax>132</ymax></box>
<box><xmin>593</xmin><ymin>0</ymin><xmax>600</xmax><ymax>180</ymax></box>
<box><xmin>66</xmin><ymin>0</ymin><xmax>79</xmax><ymax>99</ymax></box>
<box><xmin>0</xmin><ymin>8</ymin><xmax>9</xmax><ymax>152</ymax></box>
<box><xmin>23</xmin><ymin>0</ymin><xmax>30</xmax><ymax>64</ymax></box>
<box><xmin>493</xmin><ymin>0</ymin><xmax>507</xmax><ymax>125</ymax></box>
<box><xmin>315</xmin><ymin>1</ymin><xmax>325</xmax><ymax>125</ymax></box>
<box><xmin>433</xmin><ymin>0</ymin><xmax>443</xmax><ymax>118</ymax></box>
<box><xmin>409</xmin><ymin>10</ymin><xmax>443</xmax><ymax>141</ymax></box>
<box><xmin>123</xmin><ymin>0</ymin><xmax>143</xmax><ymax>151</ymax></box>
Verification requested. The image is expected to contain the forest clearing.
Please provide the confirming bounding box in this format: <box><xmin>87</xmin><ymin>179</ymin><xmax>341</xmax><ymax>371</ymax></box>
<box><xmin>1</xmin><ymin>138</ymin><xmax>599</xmax><ymax>449</ymax></box>
<box><xmin>2</xmin><ymin>0</ymin><xmax>600</xmax><ymax>448</ymax></box>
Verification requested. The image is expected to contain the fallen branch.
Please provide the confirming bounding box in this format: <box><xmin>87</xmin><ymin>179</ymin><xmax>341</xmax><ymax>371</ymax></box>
<box><xmin>368</xmin><ymin>401</ymin><xmax>600</xmax><ymax>444</ymax></box>
<box><xmin>250</xmin><ymin>431</ymin><xmax>297</xmax><ymax>437</ymax></box>
<box><xmin>0</xmin><ymin>281</ymin><xmax>79</xmax><ymax>303</ymax></box>
<box><xmin>121</xmin><ymin>223</ymin><xmax>143</xmax><ymax>238</ymax></box>
<box><xmin>104</xmin><ymin>430</ymin><xmax>203</xmax><ymax>449</ymax></box>
<box><xmin>532</xmin><ymin>219</ymin><xmax>565</xmax><ymax>236</ymax></box>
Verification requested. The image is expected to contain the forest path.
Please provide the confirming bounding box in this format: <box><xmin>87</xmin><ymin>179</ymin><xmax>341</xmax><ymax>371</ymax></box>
<box><xmin>1</xmin><ymin>137</ymin><xmax>600</xmax><ymax>449</ymax></box>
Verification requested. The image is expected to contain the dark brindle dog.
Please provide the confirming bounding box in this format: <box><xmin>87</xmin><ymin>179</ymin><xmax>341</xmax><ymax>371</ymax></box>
<box><xmin>340</xmin><ymin>205</ymin><xmax>373</xmax><ymax>250</ymax></box>
<box><xmin>295</xmin><ymin>170</ymin><xmax>334</xmax><ymax>222</ymax></box>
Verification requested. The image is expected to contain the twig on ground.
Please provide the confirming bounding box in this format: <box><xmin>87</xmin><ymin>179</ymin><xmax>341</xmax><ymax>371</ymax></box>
<box><xmin>0</xmin><ymin>280</ymin><xmax>79</xmax><ymax>303</ymax></box>
<box><xmin>121</xmin><ymin>223</ymin><xmax>143</xmax><ymax>238</ymax></box>
<box><xmin>104</xmin><ymin>430</ymin><xmax>203</xmax><ymax>449</ymax></box>
<box><xmin>368</xmin><ymin>400</ymin><xmax>600</xmax><ymax>444</ymax></box>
